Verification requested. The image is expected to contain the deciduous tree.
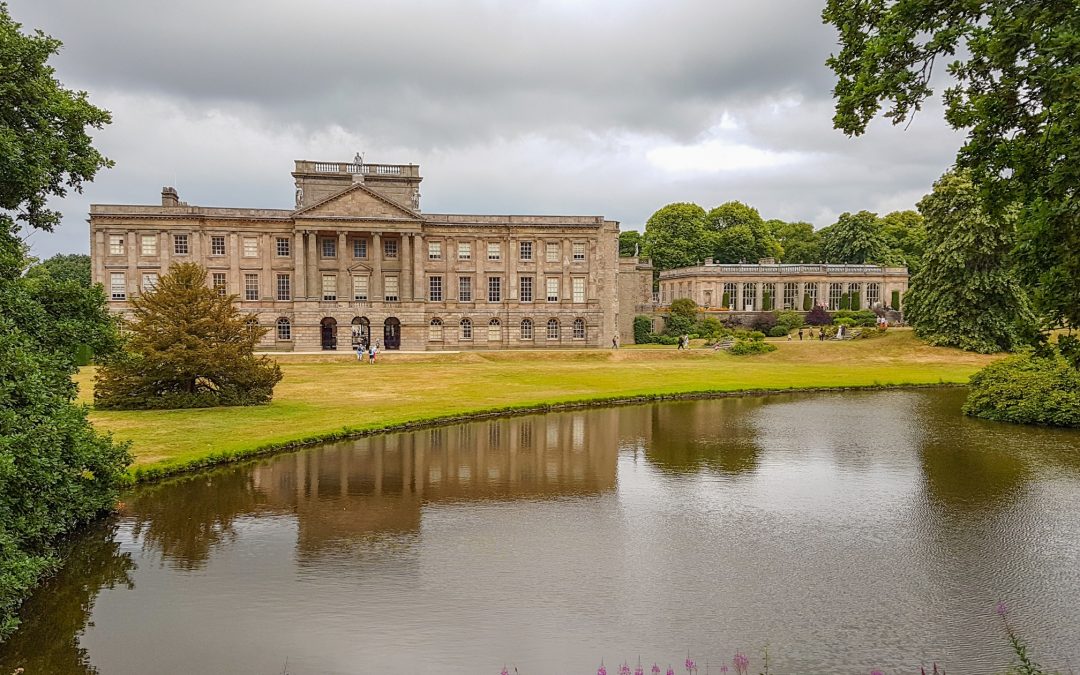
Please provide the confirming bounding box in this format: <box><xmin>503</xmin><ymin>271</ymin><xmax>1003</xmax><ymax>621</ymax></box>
<box><xmin>820</xmin><ymin>211</ymin><xmax>889</xmax><ymax>264</ymax></box>
<box><xmin>642</xmin><ymin>202</ymin><xmax>709</xmax><ymax>271</ymax></box>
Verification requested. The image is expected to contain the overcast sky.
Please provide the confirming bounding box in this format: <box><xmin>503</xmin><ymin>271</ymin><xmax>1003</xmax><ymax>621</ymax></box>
<box><xmin>14</xmin><ymin>0</ymin><xmax>963</xmax><ymax>259</ymax></box>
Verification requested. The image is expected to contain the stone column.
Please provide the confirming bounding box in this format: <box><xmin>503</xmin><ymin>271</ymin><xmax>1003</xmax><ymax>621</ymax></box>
<box><xmin>294</xmin><ymin>231</ymin><xmax>306</xmax><ymax>299</ymax></box>
<box><xmin>229</xmin><ymin>233</ymin><xmax>241</xmax><ymax>296</ymax></box>
<box><xmin>474</xmin><ymin>236</ymin><xmax>485</xmax><ymax>300</ymax></box>
<box><xmin>506</xmin><ymin>234</ymin><xmax>517</xmax><ymax>300</ymax></box>
<box><xmin>126</xmin><ymin>230</ymin><xmax>138</xmax><ymax>298</ymax></box>
<box><xmin>262</xmin><ymin>233</ymin><xmax>273</xmax><ymax>301</ymax></box>
<box><xmin>446</xmin><ymin>236</ymin><xmax>456</xmax><ymax>302</ymax></box>
<box><xmin>371</xmin><ymin>232</ymin><xmax>383</xmax><ymax>300</ymax></box>
<box><xmin>307</xmin><ymin>231</ymin><xmax>319</xmax><ymax>300</ymax></box>
<box><xmin>412</xmin><ymin>232</ymin><xmax>425</xmax><ymax>302</ymax></box>
<box><xmin>819</xmin><ymin>281</ymin><xmax>828</xmax><ymax>308</ymax></box>
<box><xmin>159</xmin><ymin>231</ymin><xmax>170</xmax><ymax>272</ymax></box>
<box><xmin>401</xmin><ymin>232</ymin><xmax>412</xmax><ymax>302</ymax></box>
<box><xmin>337</xmin><ymin>231</ymin><xmax>348</xmax><ymax>301</ymax></box>
<box><xmin>92</xmin><ymin>230</ymin><xmax>106</xmax><ymax>286</ymax></box>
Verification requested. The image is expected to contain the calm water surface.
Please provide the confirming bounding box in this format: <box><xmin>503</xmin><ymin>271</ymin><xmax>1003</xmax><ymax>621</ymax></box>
<box><xmin>3</xmin><ymin>389</ymin><xmax>1080</xmax><ymax>674</ymax></box>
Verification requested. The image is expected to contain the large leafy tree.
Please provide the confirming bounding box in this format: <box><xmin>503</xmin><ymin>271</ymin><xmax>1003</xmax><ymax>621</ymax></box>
<box><xmin>767</xmin><ymin>219</ymin><xmax>822</xmax><ymax>263</ymax></box>
<box><xmin>95</xmin><ymin>263</ymin><xmax>283</xmax><ymax>409</ymax></box>
<box><xmin>705</xmin><ymin>201</ymin><xmax>783</xmax><ymax>263</ymax></box>
<box><xmin>0</xmin><ymin>3</ymin><xmax>129</xmax><ymax>640</ymax></box>
<box><xmin>904</xmin><ymin>171</ymin><xmax>1034</xmax><ymax>353</ymax></box>
<box><xmin>642</xmin><ymin>202</ymin><xmax>709</xmax><ymax>271</ymax></box>
<box><xmin>823</xmin><ymin>0</ymin><xmax>1080</xmax><ymax>331</ymax></box>
<box><xmin>820</xmin><ymin>210</ymin><xmax>890</xmax><ymax>264</ymax></box>
<box><xmin>25</xmin><ymin>253</ymin><xmax>91</xmax><ymax>286</ymax></box>
<box><xmin>879</xmin><ymin>210</ymin><xmax>927</xmax><ymax>274</ymax></box>
<box><xmin>618</xmin><ymin>229</ymin><xmax>643</xmax><ymax>257</ymax></box>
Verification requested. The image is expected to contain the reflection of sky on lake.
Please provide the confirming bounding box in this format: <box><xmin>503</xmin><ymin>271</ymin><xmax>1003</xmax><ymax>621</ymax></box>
<box><xmin>3</xmin><ymin>389</ymin><xmax>1079</xmax><ymax>674</ymax></box>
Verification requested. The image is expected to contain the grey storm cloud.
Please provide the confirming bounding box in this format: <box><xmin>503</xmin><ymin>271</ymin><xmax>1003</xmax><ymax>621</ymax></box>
<box><xmin>9</xmin><ymin>0</ymin><xmax>965</xmax><ymax>258</ymax></box>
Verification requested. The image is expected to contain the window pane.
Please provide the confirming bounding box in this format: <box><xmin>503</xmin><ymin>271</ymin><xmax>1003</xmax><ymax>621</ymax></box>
<box><xmin>547</xmin><ymin>319</ymin><xmax>559</xmax><ymax>339</ymax></box>
<box><xmin>322</xmin><ymin>274</ymin><xmax>336</xmax><ymax>301</ymax></box>
<box><xmin>353</xmin><ymin>239</ymin><xmax>367</xmax><ymax>258</ymax></box>
<box><xmin>322</xmin><ymin>238</ymin><xmax>336</xmax><ymax>258</ymax></box>
<box><xmin>572</xmin><ymin>277</ymin><xmax>585</xmax><ymax>303</ymax></box>
<box><xmin>519</xmin><ymin>241</ymin><xmax>532</xmax><ymax>260</ymax></box>
<box><xmin>458</xmin><ymin>242</ymin><xmax>471</xmax><ymax>260</ymax></box>
<box><xmin>353</xmin><ymin>276</ymin><xmax>368</xmax><ymax>301</ymax></box>
<box><xmin>546</xmin><ymin>278</ymin><xmax>559</xmax><ymax>302</ymax></box>
<box><xmin>276</xmin><ymin>273</ymin><xmax>291</xmax><ymax>301</ymax></box>
<box><xmin>384</xmin><ymin>275</ymin><xmax>399</xmax><ymax>301</ymax></box>
<box><xmin>488</xmin><ymin>276</ymin><xmax>501</xmax><ymax>302</ymax></box>
<box><xmin>142</xmin><ymin>272</ymin><xmax>158</xmax><ymax>291</ymax></box>
<box><xmin>140</xmin><ymin>235</ymin><xmax>157</xmax><ymax>256</ymax></box>
<box><xmin>458</xmin><ymin>277</ymin><xmax>472</xmax><ymax>302</ymax></box>
<box><xmin>520</xmin><ymin>319</ymin><xmax>533</xmax><ymax>340</ymax></box>
<box><xmin>520</xmin><ymin>276</ymin><xmax>533</xmax><ymax>302</ymax></box>
<box><xmin>173</xmin><ymin>234</ymin><xmax>189</xmax><ymax>254</ymax></box>
<box><xmin>245</xmin><ymin>273</ymin><xmax>259</xmax><ymax>301</ymax></box>
<box><xmin>212</xmin><ymin>272</ymin><xmax>227</xmax><ymax>296</ymax></box>
<box><xmin>460</xmin><ymin>318</ymin><xmax>472</xmax><ymax>339</ymax></box>
<box><xmin>429</xmin><ymin>276</ymin><xmax>443</xmax><ymax>302</ymax></box>
<box><xmin>276</xmin><ymin>237</ymin><xmax>291</xmax><ymax>257</ymax></box>
<box><xmin>487</xmin><ymin>242</ymin><xmax>500</xmax><ymax>260</ymax></box>
<box><xmin>428</xmin><ymin>242</ymin><xmax>442</xmax><ymax>259</ymax></box>
<box><xmin>276</xmin><ymin>318</ymin><xmax>291</xmax><ymax>340</ymax></box>
<box><xmin>384</xmin><ymin>239</ymin><xmax>398</xmax><ymax>258</ymax></box>
<box><xmin>110</xmin><ymin>273</ymin><xmax>125</xmax><ymax>300</ymax></box>
<box><xmin>573</xmin><ymin>318</ymin><xmax>586</xmax><ymax>339</ymax></box>
<box><xmin>109</xmin><ymin>235</ymin><xmax>125</xmax><ymax>255</ymax></box>
<box><xmin>546</xmin><ymin>242</ymin><xmax>559</xmax><ymax>262</ymax></box>
<box><xmin>429</xmin><ymin>319</ymin><xmax>443</xmax><ymax>341</ymax></box>
<box><xmin>572</xmin><ymin>242</ymin><xmax>585</xmax><ymax>260</ymax></box>
<box><xmin>218</xmin><ymin>236</ymin><xmax>232</xmax><ymax>256</ymax></box>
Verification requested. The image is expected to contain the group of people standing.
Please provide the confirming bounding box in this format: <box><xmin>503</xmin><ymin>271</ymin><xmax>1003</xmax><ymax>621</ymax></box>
<box><xmin>354</xmin><ymin>340</ymin><xmax>379</xmax><ymax>363</ymax></box>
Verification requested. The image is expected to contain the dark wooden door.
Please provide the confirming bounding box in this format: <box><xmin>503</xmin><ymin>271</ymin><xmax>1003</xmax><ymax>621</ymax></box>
<box><xmin>383</xmin><ymin>318</ymin><xmax>400</xmax><ymax>350</ymax></box>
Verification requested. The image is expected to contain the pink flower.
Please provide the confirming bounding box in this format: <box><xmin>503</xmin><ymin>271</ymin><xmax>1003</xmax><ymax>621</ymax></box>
<box><xmin>501</xmin><ymin>668</ymin><xmax>509</xmax><ymax>675</ymax></box>
<box><xmin>732</xmin><ymin>652</ymin><xmax>749</xmax><ymax>675</ymax></box>
<box><xmin>721</xmin><ymin>668</ymin><xmax>729</xmax><ymax>674</ymax></box>
<box><xmin>652</xmin><ymin>666</ymin><xmax>661</xmax><ymax>675</ymax></box>
<box><xmin>636</xmin><ymin>667</ymin><xmax>644</xmax><ymax>675</ymax></box>
<box><xmin>598</xmin><ymin>664</ymin><xmax>607</xmax><ymax>675</ymax></box>
<box><xmin>619</xmin><ymin>663</ymin><xmax>632</xmax><ymax>675</ymax></box>
<box><xmin>686</xmin><ymin>656</ymin><xmax>696</xmax><ymax>672</ymax></box>
<box><xmin>996</xmin><ymin>601</ymin><xmax>1008</xmax><ymax>617</ymax></box>
<box><xmin>871</xmin><ymin>671</ymin><xmax>885</xmax><ymax>675</ymax></box>
<box><xmin>667</xmin><ymin>668</ymin><xmax>675</xmax><ymax>675</ymax></box>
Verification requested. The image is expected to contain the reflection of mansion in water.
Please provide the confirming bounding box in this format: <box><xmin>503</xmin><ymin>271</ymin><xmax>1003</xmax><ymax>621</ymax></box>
<box><xmin>250</xmin><ymin>411</ymin><xmax>620</xmax><ymax>553</ymax></box>
<box><xmin>89</xmin><ymin>158</ymin><xmax>628</xmax><ymax>351</ymax></box>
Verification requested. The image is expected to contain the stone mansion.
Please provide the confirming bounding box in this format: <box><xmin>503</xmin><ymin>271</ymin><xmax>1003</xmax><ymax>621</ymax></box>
<box><xmin>90</xmin><ymin>159</ymin><xmax>628</xmax><ymax>351</ymax></box>
<box><xmin>89</xmin><ymin>157</ymin><xmax>908</xmax><ymax>350</ymax></box>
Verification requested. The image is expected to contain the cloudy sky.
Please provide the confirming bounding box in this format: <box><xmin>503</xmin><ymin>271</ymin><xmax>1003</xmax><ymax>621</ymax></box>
<box><xmin>15</xmin><ymin>0</ymin><xmax>963</xmax><ymax>259</ymax></box>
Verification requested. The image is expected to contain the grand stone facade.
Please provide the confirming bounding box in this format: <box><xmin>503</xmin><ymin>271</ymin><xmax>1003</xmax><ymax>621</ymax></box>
<box><xmin>657</xmin><ymin>260</ymin><xmax>908</xmax><ymax>314</ymax></box>
<box><xmin>90</xmin><ymin>159</ymin><xmax>624</xmax><ymax>351</ymax></box>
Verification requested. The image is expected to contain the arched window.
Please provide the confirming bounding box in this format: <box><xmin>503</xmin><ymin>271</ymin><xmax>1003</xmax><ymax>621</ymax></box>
<box><xmin>460</xmin><ymin>318</ymin><xmax>473</xmax><ymax>340</ymax></box>
<box><xmin>546</xmin><ymin>318</ymin><xmax>560</xmax><ymax>340</ymax></box>
<box><xmin>487</xmin><ymin>318</ymin><xmax>501</xmax><ymax>342</ymax></box>
<box><xmin>276</xmin><ymin>317</ymin><xmax>291</xmax><ymax>340</ymax></box>
<box><xmin>429</xmin><ymin>318</ymin><xmax>443</xmax><ymax>341</ymax></box>
<box><xmin>866</xmin><ymin>282</ymin><xmax>881</xmax><ymax>308</ymax></box>
<box><xmin>573</xmin><ymin>318</ymin><xmax>586</xmax><ymax>339</ymax></box>
<box><xmin>520</xmin><ymin>318</ymin><xmax>534</xmax><ymax>340</ymax></box>
<box><xmin>245</xmin><ymin>316</ymin><xmax>259</xmax><ymax>332</ymax></box>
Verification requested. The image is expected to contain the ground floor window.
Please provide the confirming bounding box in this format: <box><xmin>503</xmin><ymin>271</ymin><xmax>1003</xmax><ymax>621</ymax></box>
<box><xmin>722</xmin><ymin>282</ymin><xmax>738</xmax><ymax>309</ymax></box>
<box><xmin>829</xmin><ymin>283</ymin><xmax>844</xmax><ymax>310</ymax></box>
<box><xmin>783</xmin><ymin>282</ymin><xmax>799</xmax><ymax>310</ymax></box>
<box><xmin>429</xmin><ymin>318</ymin><xmax>443</xmax><ymax>341</ymax></box>
<box><xmin>276</xmin><ymin>317</ymin><xmax>291</xmax><ymax>340</ymax></box>
<box><xmin>547</xmin><ymin>318</ymin><xmax>559</xmax><ymax>340</ymax></box>
<box><xmin>460</xmin><ymin>318</ymin><xmax>473</xmax><ymax>340</ymax></box>
<box><xmin>520</xmin><ymin>318</ymin><xmax>534</xmax><ymax>340</ymax></box>
<box><xmin>866</xmin><ymin>282</ymin><xmax>880</xmax><ymax>307</ymax></box>
<box><xmin>488</xmin><ymin>318</ymin><xmax>501</xmax><ymax>341</ymax></box>
<box><xmin>573</xmin><ymin>318</ymin><xmax>586</xmax><ymax>339</ymax></box>
<box><xmin>741</xmin><ymin>283</ymin><xmax>756</xmax><ymax>311</ymax></box>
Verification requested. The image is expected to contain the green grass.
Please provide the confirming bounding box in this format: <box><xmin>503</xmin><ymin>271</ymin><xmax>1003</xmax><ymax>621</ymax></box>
<box><xmin>75</xmin><ymin>330</ymin><xmax>998</xmax><ymax>480</ymax></box>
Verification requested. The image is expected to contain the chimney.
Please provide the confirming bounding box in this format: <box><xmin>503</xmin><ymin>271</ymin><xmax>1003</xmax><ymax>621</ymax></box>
<box><xmin>161</xmin><ymin>186</ymin><xmax>179</xmax><ymax>207</ymax></box>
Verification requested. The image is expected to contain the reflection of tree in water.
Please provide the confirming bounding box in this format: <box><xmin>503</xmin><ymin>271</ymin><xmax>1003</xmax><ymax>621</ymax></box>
<box><xmin>644</xmin><ymin>397</ymin><xmax>765</xmax><ymax>475</ymax></box>
<box><xmin>917</xmin><ymin>407</ymin><xmax>1029</xmax><ymax>508</ymax></box>
<box><xmin>128</xmin><ymin>466</ymin><xmax>275</xmax><ymax>570</ymax></box>
<box><xmin>0</xmin><ymin>520</ymin><xmax>134</xmax><ymax>675</ymax></box>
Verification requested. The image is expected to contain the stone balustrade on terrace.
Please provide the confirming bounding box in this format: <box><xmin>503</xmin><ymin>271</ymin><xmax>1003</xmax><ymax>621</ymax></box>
<box><xmin>294</xmin><ymin>160</ymin><xmax>420</xmax><ymax>178</ymax></box>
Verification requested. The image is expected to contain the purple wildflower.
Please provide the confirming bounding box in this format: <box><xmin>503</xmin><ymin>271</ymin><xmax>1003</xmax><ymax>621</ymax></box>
<box><xmin>619</xmin><ymin>663</ymin><xmax>632</xmax><ymax>675</ymax></box>
<box><xmin>995</xmin><ymin>601</ymin><xmax>1008</xmax><ymax>617</ymax></box>
<box><xmin>501</xmin><ymin>667</ymin><xmax>509</xmax><ymax>675</ymax></box>
<box><xmin>652</xmin><ymin>666</ymin><xmax>661</xmax><ymax>675</ymax></box>
<box><xmin>635</xmin><ymin>667</ymin><xmax>644</xmax><ymax>675</ymax></box>
<box><xmin>721</xmin><ymin>667</ymin><xmax>729</xmax><ymax>674</ymax></box>
<box><xmin>871</xmin><ymin>671</ymin><xmax>885</xmax><ymax>675</ymax></box>
<box><xmin>667</xmin><ymin>668</ymin><xmax>675</xmax><ymax>675</ymax></box>
<box><xmin>598</xmin><ymin>663</ymin><xmax>607</xmax><ymax>675</ymax></box>
<box><xmin>686</xmin><ymin>655</ymin><xmax>696</xmax><ymax>672</ymax></box>
<box><xmin>732</xmin><ymin>652</ymin><xmax>749</xmax><ymax>675</ymax></box>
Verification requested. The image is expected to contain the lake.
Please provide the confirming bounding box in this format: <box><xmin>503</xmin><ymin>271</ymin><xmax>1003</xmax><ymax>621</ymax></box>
<box><xmin>2</xmin><ymin>388</ymin><xmax>1079</xmax><ymax>673</ymax></box>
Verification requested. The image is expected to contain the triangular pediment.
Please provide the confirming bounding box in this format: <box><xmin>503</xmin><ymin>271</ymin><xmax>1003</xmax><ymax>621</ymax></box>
<box><xmin>293</xmin><ymin>182</ymin><xmax>422</xmax><ymax>221</ymax></box>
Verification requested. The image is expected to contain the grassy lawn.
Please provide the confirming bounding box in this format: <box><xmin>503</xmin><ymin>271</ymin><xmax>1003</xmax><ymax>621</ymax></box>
<box><xmin>75</xmin><ymin>330</ymin><xmax>998</xmax><ymax>479</ymax></box>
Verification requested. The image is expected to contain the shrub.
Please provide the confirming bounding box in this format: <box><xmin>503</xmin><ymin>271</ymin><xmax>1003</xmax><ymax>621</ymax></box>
<box><xmin>729</xmin><ymin>338</ymin><xmax>778</xmax><ymax>355</ymax></box>
<box><xmin>664</xmin><ymin>313</ymin><xmax>695</xmax><ymax>337</ymax></box>
<box><xmin>803</xmin><ymin>294</ymin><xmax>812</xmax><ymax>311</ymax></box>
<box><xmin>768</xmin><ymin>326</ymin><xmax>790</xmax><ymax>337</ymax></box>
<box><xmin>721</xmin><ymin>291</ymin><xmax>731</xmax><ymax>309</ymax></box>
<box><xmin>805</xmin><ymin>305</ymin><xmax>833</xmax><ymax>325</ymax></box>
<box><xmin>840</xmin><ymin>292</ymin><xmax>851</xmax><ymax>310</ymax></box>
<box><xmin>850</xmin><ymin>292</ymin><xmax>861</xmax><ymax>310</ymax></box>
<box><xmin>95</xmin><ymin>263</ymin><xmax>283</xmax><ymax>410</ymax></box>
<box><xmin>653</xmin><ymin>335</ymin><xmax>680</xmax><ymax>346</ymax></box>
<box><xmin>695</xmin><ymin>316</ymin><xmax>728</xmax><ymax>339</ymax></box>
<box><xmin>891</xmin><ymin>289</ymin><xmax>901</xmax><ymax>309</ymax></box>
<box><xmin>775</xmin><ymin>310</ymin><xmax>805</xmax><ymax>332</ymax></box>
<box><xmin>762</xmin><ymin>291</ymin><xmax>773</xmax><ymax>311</ymax></box>
<box><xmin>964</xmin><ymin>349</ymin><xmax>1080</xmax><ymax>427</ymax></box>
<box><xmin>832</xmin><ymin>310</ymin><xmax>878</xmax><ymax>327</ymax></box>
<box><xmin>834</xmin><ymin>317</ymin><xmax>856</xmax><ymax>327</ymax></box>
<box><xmin>633</xmin><ymin>315</ymin><xmax>653</xmax><ymax>344</ymax></box>
<box><xmin>751</xmin><ymin>311</ymin><xmax>778</xmax><ymax>333</ymax></box>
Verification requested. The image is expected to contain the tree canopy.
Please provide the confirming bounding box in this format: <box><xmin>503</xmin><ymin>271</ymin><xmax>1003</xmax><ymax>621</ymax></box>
<box><xmin>25</xmin><ymin>253</ymin><xmax>91</xmax><ymax>286</ymax></box>
<box><xmin>95</xmin><ymin>263</ymin><xmax>283</xmax><ymax>410</ymax></box>
<box><xmin>820</xmin><ymin>210</ymin><xmax>890</xmax><ymax>264</ymax></box>
<box><xmin>767</xmin><ymin>219</ymin><xmax>821</xmax><ymax>264</ymax></box>
<box><xmin>705</xmin><ymin>201</ymin><xmax>783</xmax><ymax>263</ymax></box>
<box><xmin>823</xmin><ymin>0</ymin><xmax>1080</xmax><ymax>330</ymax></box>
<box><xmin>618</xmin><ymin>230</ymin><xmax>643</xmax><ymax>257</ymax></box>
<box><xmin>641</xmin><ymin>202</ymin><xmax>709</xmax><ymax>271</ymax></box>
<box><xmin>0</xmin><ymin>3</ymin><xmax>128</xmax><ymax>641</ymax></box>
<box><xmin>904</xmin><ymin>171</ymin><xmax>1034</xmax><ymax>353</ymax></box>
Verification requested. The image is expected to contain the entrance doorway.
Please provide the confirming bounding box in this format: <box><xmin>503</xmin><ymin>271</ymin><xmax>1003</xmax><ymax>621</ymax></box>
<box><xmin>351</xmin><ymin>316</ymin><xmax>371</xmax><ymax>349</ymax></box>
<box><xmin>320</xmin><ymin>317</ymin><xmax>337</xmax><ymax>350</ymax></box>
<box><xmin>383</xmin><ymin>317</ymin><xmax>401</xmax><ymax>350</ymax></box>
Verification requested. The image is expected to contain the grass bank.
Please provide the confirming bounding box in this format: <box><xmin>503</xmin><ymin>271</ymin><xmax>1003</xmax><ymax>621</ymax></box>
<box><xmin>75</xmin><ymin>330</ymin><xmax>998</xmax><ymax>481</ymax></box>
